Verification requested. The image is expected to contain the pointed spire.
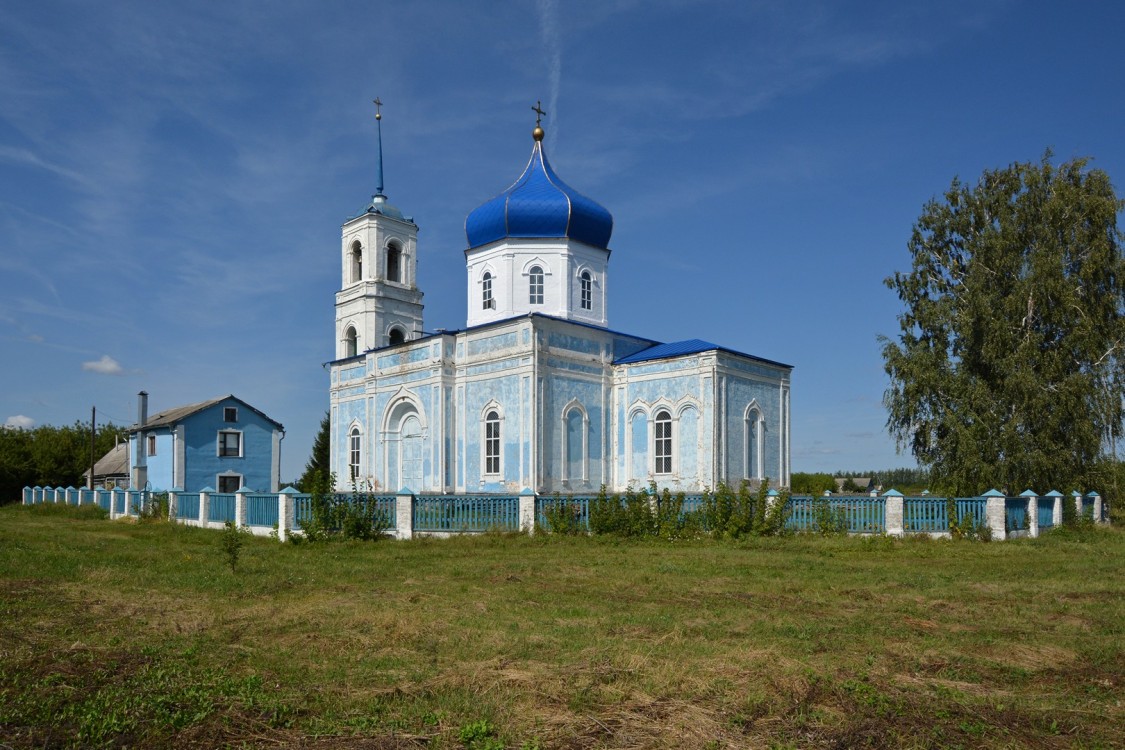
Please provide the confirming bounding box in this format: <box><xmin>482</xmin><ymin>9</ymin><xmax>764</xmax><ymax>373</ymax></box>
<box><xmin>373</xmin><ymin>97</ymin><xmax>385</xmax><ymax>198</ymax></box>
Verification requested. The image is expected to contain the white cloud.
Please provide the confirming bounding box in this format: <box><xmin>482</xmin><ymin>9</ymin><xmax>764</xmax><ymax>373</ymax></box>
<box><xmin>5</xmin><ymin>415</ymin><xmax>34</xmax><ymax>429</ymax></box>
<box><xmin>82</xmin><ymin>355</ymin><xmax>125</xmax><ymax>375</ymax></box>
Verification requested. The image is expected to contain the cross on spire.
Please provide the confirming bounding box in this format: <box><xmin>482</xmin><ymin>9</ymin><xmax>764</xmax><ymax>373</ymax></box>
<box><xmin>373</xmin><ymin>97</ymin><xmax>382</xmax><ymax>121</ymax></box>
<box><xmin>532</xmin><ymin>100</ymin><xmax>546</xmax><ymax>126</ymax></box>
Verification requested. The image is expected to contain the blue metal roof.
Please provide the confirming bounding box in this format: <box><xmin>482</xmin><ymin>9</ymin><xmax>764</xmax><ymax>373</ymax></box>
<box><xmin>614</xmin><ymin>339</ymin><xmax>720</xmax><ymax>364</ymax></box>
<box><xmin>465</xmin><ymin>138</ymin><xmax>613</xmax><ymax>250</ymax></box>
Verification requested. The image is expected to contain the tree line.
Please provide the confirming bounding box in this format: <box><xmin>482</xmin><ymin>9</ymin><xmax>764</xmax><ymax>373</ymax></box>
<box><xmin>0</xmin><ymin>422</ymin><xmax>126</xmax><ymax>504</ymax></box>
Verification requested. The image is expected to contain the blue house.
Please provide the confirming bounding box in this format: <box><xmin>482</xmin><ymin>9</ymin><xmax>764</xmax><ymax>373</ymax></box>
<box><xmin>327</xmin><ymin>112</ymin><xmax>792</xmax><ymax>495</ymax></box>
<box><xmin>127</xmin><ymin>392</ymin><xmax>284</xmax><ymax>493</ymax></box>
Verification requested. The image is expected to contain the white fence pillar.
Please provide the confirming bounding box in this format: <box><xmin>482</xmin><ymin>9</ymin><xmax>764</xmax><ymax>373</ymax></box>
<box><xmin>1022</xmin><ymin>491</ymin><xmax>1038</xmax><ymax>538</ymax></box>
<box><xmin>168</xmin><ymin>489</ymin><xmax>179</xmax><ymax>522</ymax></box>
<box><xmin>199</xmin><ymin>488</ymin><xmax>211</xmax><ymax>527</ymax></box>
<box><xmin>235</xmin><ymin>488</ymin><xmax>249</xmax><ymax>530</ymax></box>
<box><xmin>984</xmin><ymin>489</ymin><xmax>1006</xmax><ymax>540</ymax></box>
<box><xmin>519</xmin><ymin>488</ymin><xmax>536</xmax><ymax>534</ymax></box>
<box><xmin>278</xmin><ymin>487</ymin><xmax>298</xmax><ymax>542</ymax></box>
<box><xmin>883</xmin><ymin>489</ymin><xmax>904</xmax><ymax>537</ymax></box>
<box><xmin>1047</xmin><ymin>491</ymin><xmax>1062</xmax><ymax>526</ymax></box>
<box><xmin>1090</xmin><ymin>493</ymin><xmax>1104</xmax><ymax>524</ymax></box>
<box><xmin>396</xmin><ymin>488</ymin><xmax>414</xmax><ymax>540</ymax></box>
<box><xmin>108</xmin><ymin>488</ymin><xmax>119</xmax><ymax>519</ymax></box>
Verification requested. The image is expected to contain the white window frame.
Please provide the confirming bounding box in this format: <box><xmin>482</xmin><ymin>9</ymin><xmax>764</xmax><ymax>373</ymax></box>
<box><xmin>528</xmin><ymin>265</ymin><xmax>544</xmax><ymax>305</ymax></box>
<box><xmin>482</xmin><ymin>271</ymin><xmax>494</xmax><ymax>310</ymax></box>
<box><xmin>350</xmin><ymin>240</ymin><xmax>363</xmax><ymax>284</ymax></box>
<box><xmin>481</xmin><ymin>404</ymin><xmax>502</xmax><ymax>476</ymax></box>
<box><xmin>653</xmin><ymin>409</ymin><xmax>673</xmax><ymax>475</ymax></box>
<box><xmin>348</xmin><ymin>426</ymin><xmax>362</xmax><ymax>482</ymax></box>
<box><xmin>344</xmin><ymin>326</ymin><xmax>358</xmax><ymax>358</ymax></box>
<box><xmin>580</xmin><ymin>270</ymin><xmax>593</xmax><ymax>310</ymax></box>
<box><xmin>217</xmin><ymin>473</ymin><xmax>242</xmax><ymax>493</ymax></box>
<box><xmin>217</xmin><ymin>430</ymin><xmax>243</xmax><ymax>458</ymax></box>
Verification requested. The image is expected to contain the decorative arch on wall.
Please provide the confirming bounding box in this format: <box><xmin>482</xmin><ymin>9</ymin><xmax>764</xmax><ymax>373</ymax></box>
<box><xmin>521</xmin><ymin>256</ymin><xmax>551</xmax><ymax>276</ymax></box>
<box><xmin>744</xmin><ymin>400</ymin><xmax>765</xmax><ymax>480</ymax></box>
<box><xmin>387</xmin><ymin>325</ymin><xmax>406</xmax><ymax>346</ymax></box>
<box><xmin>560</xmin><ymin>399</ymin><xmax>589</xmax><ymax>482</ymax></box>
<box><xmin>381</xmin><ymin>389</ymin><xmax>427</xmax><ymax>492</ymax></box>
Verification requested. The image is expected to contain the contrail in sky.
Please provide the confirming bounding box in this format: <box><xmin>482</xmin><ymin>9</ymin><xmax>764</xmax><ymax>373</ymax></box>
<box><xmin>536</xmin><ymin>0</ymin><xmax>562</xmax><ymax>141</ymax></box>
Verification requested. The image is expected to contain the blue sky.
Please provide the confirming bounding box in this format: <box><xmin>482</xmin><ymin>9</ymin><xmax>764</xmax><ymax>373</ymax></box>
<box><xmin>2</xmin><ymin>1</ymin><xmax>1123</xmax><ymax>481</ymax></box>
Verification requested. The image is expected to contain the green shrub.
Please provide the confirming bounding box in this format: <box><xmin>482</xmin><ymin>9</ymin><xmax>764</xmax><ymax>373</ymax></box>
<box><xmin>538</xmin><ymin>495</ymin><xmax>585</xmax><ymax>535</ymax></box>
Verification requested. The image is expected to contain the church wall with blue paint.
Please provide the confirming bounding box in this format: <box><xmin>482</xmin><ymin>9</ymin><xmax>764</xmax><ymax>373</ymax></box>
<box><xmin>328</xmin><ymin>109</ymin><xmax>791</xmax><ymax>494</ymax></box>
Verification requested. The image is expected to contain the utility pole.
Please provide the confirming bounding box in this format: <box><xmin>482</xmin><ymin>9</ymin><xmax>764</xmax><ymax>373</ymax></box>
<box><xmin>89</xmin><ymin>406</ymin><xmax>96</xmax><ymax>490</ymax></box>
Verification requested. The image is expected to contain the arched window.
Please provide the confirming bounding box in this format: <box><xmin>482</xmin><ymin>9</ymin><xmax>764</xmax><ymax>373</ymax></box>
<box><xmin>654</xmin><ymin>409</ymin><xmax>672</xmax><ymax>474</ymax></box>
<box><xmin>344</xmin><ymin>326</ymin><xmax>358</xmax><ymax>358</ymax></box>
<box><xmin>350</xmin><ymin>241</ymin><xmax>363</xmax><ymax>283</ymax></box>
<box><xmin>528</xmin><ymin>265</ymin><xmax>544</xmax><ymax>305</ymax></box>
<box><xmin>580</xmin><ymin>271</ymin><xmax>592</xmax><ymax>310</ymax></box>
<box><xmin>482</xmin><ymin>272</ymin><xmax>494</xmax><ymax>310</ymax></box>
<box><xmin>564</xmin><ymin>405</ymin><xmax>587</xmax><ymax>481</ymax></box>
<box><xmin>348</xmin><ymin>427</ymin><xmax>361</xmax><ymax>482</ymax></box>
<box><xmin>388</xmin><ymin>327</ymin><xmax>405</xmax><ymax>345</ymax></box>
<box><xmin>484</xmin><ymin>410</ymin><xmax>500</xmax><ymax>474</ymax></box>
<box><xmin>386</xmin><ymin>244</ymin><xmax>402</xmax><ymax>283</ymax></box>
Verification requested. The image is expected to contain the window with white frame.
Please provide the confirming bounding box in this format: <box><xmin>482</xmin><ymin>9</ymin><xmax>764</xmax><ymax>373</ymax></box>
<box><xmin>217</xmin><ymin>474</ymin><xmax>241</xmax><ymax>493</ymax></box>
<box><xmin>218</xmin><ymin>430</ymin><xmax>242</xmax><ymax>458</ymax></box>
<box><xmin>147</xmin><ymin>434</ymin><xmax>156</xmax><ymax>456</ymax></box>
<box><xmin>224</xmin><ymin>407</ymin><xmax>237</xmax><ymax>422</ymax></box>
<box><xmin>580</xmin><ymin>271</ymin><xmax>592</xmax><ymax>310</ymax></box>
<box><xmin>484</xmin><ymin>410</ymin><xmax>500</xmax><ymax>474</ymax></box>
<box><xmin>654</xmin><ymin>409</ymin><xmax>672</xmax><ymax>474</ymax></box>
<box><xmin>349</xmin><ymin>427</ymin><xmax>361</xmax><ymax>482</ymax></box>
<box><xmin>528</xmin><ymin>265</ymin><xmax>544</xmax><ymax>305</ymax></box>
<box><xmin>482</xmin><ymin>272</ymin><xmax>494</xmax><ymax>309</ymax></box>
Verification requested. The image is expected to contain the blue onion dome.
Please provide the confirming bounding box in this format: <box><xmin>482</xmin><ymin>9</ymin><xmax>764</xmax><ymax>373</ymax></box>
<box><xmin>465</xmin><ymin>127</ymin><xmax>613</xmax><ymax>250</ymax></box>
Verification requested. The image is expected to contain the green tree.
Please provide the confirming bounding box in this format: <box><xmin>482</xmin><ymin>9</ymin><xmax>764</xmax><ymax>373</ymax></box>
<box><xmin>297</xmin><ymin>411</ymin><xmax>330</xmax><ymax>493</ymax></box>
<box><xmin>882</xmin><ymin>153</ymin><xmax>1125</xmax><ymax>496</ymax></box>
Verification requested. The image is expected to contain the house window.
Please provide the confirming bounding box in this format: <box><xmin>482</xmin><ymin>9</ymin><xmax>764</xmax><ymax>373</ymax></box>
<box><xmin>349</xmin><ymin>427</ymin><xmax>361</xmax><ymax>482</ymax></box>
<box><xmin>351</xmin><ymin>241</ymin><xmax>362</xmax><ymax>283</ymax></box>
<box><xmin>580</xmin><ymin>271</ymin><xmax>592</xmax><ymax>310</ymax></box>
<box><xmin>484</xmin><ymin>410</ymin><xmax>500</xmax><ymax>474</ymax></box>
<box><xmin>147</xmin><ymin>435</ymin><xmax>156</xmax><ymax>456</ymax></box>
<box><xmin>529</xmin><ymin>265</ymin><xmax>544</xmax><ymax>305</ymax></box>
<box><xmin>482</xmin><ymin>272</ymin><xmax>493</xmax><ymax>309</ymax></box>
<box><xmin>345</xmin><ymin>326</ymin><xmax>358</xmax><ymax>358</ymax></box>
<box><xmin>387</xmin><ymin>244</ymin><xmax>402</xmax><ymax>283</ymax></box>
<box><xmin>654</xmin><ymin>410</ymin><xmax>672</xmax><ymax>474</ymax></box>
<box><xmin>224</xmin><ymin>407</ymin><xmax>237</xmax><ymax>423</ymax></box>
<box><xmin>218</xmin><ymin>430</ymin><xmax>242</xmax><ymax>458</ymax></box>
<box><xmin>388</xmin><ymin>327</ymin><xmax>405</xmax><ymax>345</ymax></box>
<box><xmin>217</xmin><ymin>474</ymin><xmax>241</xmax><ymax>493</ymax></box>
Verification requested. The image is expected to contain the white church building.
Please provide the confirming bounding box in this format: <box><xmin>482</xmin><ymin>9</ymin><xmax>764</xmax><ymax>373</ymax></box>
<box><xmin>328</xmin><ymin>110</ymin><xmax>791</xmax><ymax>495</ymax></box>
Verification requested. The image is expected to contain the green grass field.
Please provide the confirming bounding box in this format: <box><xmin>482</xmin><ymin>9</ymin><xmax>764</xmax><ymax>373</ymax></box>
<box><xmin>1</xmin><ymin>503</ymin><xmax>1122</xmax><ymax>749</ymax></box>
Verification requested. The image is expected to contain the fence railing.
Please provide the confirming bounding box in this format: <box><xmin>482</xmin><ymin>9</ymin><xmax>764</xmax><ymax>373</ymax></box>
<box><xmin>17</xmin><ymin>485</ymin><xmax>1108</xmax><ymax>542</ymax></box>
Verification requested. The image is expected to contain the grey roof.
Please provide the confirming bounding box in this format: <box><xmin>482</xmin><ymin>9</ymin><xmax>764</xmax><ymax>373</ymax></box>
<box><xmin>129</xmin><ymin>395</ymin><xmax>283</xmax><ymax>432</ymax></box>
<box><xmin>83</xmin><ymin>442</ymin><xmax>129</xmax><ymax>479</ymax></box>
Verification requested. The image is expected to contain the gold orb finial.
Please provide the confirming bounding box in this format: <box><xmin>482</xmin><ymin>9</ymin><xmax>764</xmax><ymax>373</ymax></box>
<box><xmin>531</xmin><ymin>99</ymin><xmax>546</xmax><ymax>141</ymax></box>
<box><xmin>373</xmin><ymin>97</ymin><xmax>382</xmax><ymax>121</ymax></box>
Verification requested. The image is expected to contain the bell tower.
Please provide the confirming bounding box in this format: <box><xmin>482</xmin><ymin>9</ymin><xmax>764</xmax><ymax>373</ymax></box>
<box><xmin>334</xmin><ymin>99</ymin><xmax>424</xmax><ymax>359</ymax></box>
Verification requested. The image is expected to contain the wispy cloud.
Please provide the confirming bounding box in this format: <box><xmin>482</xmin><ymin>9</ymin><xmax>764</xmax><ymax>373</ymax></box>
<box><xmin>82</xmin><ymin>355</ymin><xmax>125</xmax><ymax>376</ymax></box>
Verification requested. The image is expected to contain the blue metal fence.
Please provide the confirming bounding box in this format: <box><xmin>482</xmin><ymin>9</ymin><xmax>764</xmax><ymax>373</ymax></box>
<box><xmin>96</xmin><ymin>490</ymin><xmax>112</xmax><ymax>512</ymax></box>
<box><xmin>1005</xmin><ymin>497</ymin><xmax>1028</xmax><ymax>532</ymax></box>
<box><xmin>178</xmin><ymin>493</ymin><xmax>200</xmax><ymax>520</ymax></box>
<box><xmin>246</xmin><ymin>494</ymin><xmax>279</xmax><ymax>528</ymax></box>
<box><xmin>414</xmin><ymin>494</ymin><xmax>519</xmax><ymax>532</ymax></box>
<box><xmin>208</xmin><ymin>494</ymin><xmax>236</xmax><ymax>523</ymax></box>
<box><xmin>1037</xmin><ymin>499</ymin><xmax>1055</xmax><ymax>529</ymax></box>
<box><xmin>904</xmin><ymin>497</ymin><xmax>946</xmax><ymax>532</ymax></box>
<box><xmin>786</xmin><ymin>495</ymin><xmax>885</xmax><ymax>533</ymax></box>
